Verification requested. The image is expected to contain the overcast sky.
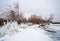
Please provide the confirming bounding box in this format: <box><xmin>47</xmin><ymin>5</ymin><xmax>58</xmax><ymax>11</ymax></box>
<box><xmin>0</xmin><ymin>0</ymin><xmax>60</xmax><ymax>21</ymax></box>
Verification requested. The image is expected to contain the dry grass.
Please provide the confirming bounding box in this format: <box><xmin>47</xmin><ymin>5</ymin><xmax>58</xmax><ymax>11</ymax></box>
<box><xmin>27</xmin><ymin>14</ymin><xmax>53</xmax><ymax>25</ymax></box>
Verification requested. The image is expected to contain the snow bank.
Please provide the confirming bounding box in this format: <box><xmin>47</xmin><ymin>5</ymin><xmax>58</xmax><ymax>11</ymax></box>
<box><xmin>0</xmin><ymin>28</ymin><xmax>53</xmax><ymax>41</ymax></box>
<box><xmin>0</xmin><ymin>22</ymin><xmax>19</xmax><ymax>37</ymax></box>
<box><xmin>0</xmin><ymin>22</ymin><xmax>53</xmax><ymax>41</ymax></box>
<box><xmin>0</xmin><ymin>22</ymin><xmax>34</xmax><ymax>37</ymax></box>
<box><xmin>48</xmin><ymin>24</ymin><xmax>60</xmax><ymax>30</ymax></box>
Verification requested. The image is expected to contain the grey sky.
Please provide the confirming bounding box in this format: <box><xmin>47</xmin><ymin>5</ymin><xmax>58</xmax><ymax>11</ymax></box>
<box><xmin>0</xmin><ymin>0</ymin><xmax>60</xmax><ymax>21</ymax></box>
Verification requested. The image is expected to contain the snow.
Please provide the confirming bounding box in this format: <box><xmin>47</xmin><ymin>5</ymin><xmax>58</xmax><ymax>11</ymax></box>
<box><xmin>0</xmin><ymin>22</ymin><xmax>53</xmax><ymax>41</ymax></box>
<box><xmin>48</xmin><ymin>24</ymin><xmax>60</xmax><ymax>30</ymax></box>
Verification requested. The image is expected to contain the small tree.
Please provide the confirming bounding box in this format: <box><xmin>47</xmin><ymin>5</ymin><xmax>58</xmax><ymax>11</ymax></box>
<box><xmin>6</xmin><ymin>2</ymin><xmax>24</xmax><ymax>24</ymax></box>
<box><xmin>48</xmin><ymin>14</ymin><xmax>54</xmax><ymax>22</ymax></box>
<box><xmin>14</xmin><ymin>2</ymin><xmax>19</xmax><ymax>15</ymax></box>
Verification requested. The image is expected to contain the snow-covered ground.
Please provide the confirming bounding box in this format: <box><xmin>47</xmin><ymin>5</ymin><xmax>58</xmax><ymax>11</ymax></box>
<box><xmin>0</xmin><ymin>22</ymin><xmax>56</xmax><ymax>41</ymax></box>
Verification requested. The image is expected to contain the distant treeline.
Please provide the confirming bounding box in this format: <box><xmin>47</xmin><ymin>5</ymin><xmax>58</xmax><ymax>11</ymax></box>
<box><xmin>52</xmin><ymin>22</ymin><xmax>60</xmax><ymax>24</ymax></box>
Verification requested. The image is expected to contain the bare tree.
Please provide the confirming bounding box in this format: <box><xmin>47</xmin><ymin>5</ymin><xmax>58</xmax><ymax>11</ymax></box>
<box><xmin>14</xmin><ymin>2</ymin><xmax>19</xmax><ymax>15</ymax></box>
<box><xmin>48</xmin><ymin>14</ymin><xmax>54</xmax><ymax>21</ymax></box>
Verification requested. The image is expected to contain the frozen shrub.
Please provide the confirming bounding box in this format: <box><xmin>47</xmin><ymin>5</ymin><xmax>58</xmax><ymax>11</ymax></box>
<box><xmin>28</xmin><ymin>15</ymin><xmax>44</xmax><ymax>24</ymax></box>
<box><xmin>28</xmin><ymin>14</ymin><xmax>54</xmax><ymax>25</ymax></box>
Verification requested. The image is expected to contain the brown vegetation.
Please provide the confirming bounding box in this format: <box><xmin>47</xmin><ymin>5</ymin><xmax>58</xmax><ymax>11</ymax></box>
<box><xmin>27</xmin><ymin>15</ymin><xmax>53</xmax><ymax>25</ymax></box>
<box><xmin>0</xmin><ymin>2</ymin><xmax>59</xmax><ymax>26</ymax></box>
<box><xmin>28</xmin><ymin>15</ymin><xmax>44</xmax><ymax>24</ymax></box>
<box><xmin>0</xmin><ymin>18</ymin><xmax>7</xmax><ymax>26</ymax></box>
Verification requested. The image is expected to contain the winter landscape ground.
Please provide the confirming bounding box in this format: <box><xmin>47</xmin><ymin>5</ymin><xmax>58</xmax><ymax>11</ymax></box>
<box><xmin>0</xmin><ymin>22</ymin><xmax>54</xmax><ymax>41</ymax></box>
<box><xmin>0</xmin><ymin>0</ymin><xmax>60</xmax><ymax>41</ymax></box>
<box><xmin>0</xmin><ymin>22</ymin><xmax>60</xmax><ymax>41</ymax></box>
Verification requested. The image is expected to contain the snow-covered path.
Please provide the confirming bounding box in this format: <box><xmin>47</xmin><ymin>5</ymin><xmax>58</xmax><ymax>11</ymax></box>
<box><xmin>0</xmin><ymin>28</ymin><xmax>53</xmax><ymax>41</ymax></box>
<box><xmin>0</xmin><ymin>22</ymin><xmax>53</xmax><ymax>41</ymax></box>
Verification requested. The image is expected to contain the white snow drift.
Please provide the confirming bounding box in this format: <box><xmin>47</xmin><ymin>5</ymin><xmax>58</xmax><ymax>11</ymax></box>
<box><xmin>0</xmin><ymin>22</ymin><xmax>53</xmax><ymax>41</ymax></box>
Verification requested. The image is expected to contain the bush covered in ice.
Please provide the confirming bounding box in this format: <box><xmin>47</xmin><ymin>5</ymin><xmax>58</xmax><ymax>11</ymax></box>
<box><xmin>0</xmin><ymin>22</ymin><xmax>34</xmax><ymax>37</ymax></box>
<box><xmin>0</xmin><ymin>22</ymin><xmax>19</xmax><ymax>37</ymax></box>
